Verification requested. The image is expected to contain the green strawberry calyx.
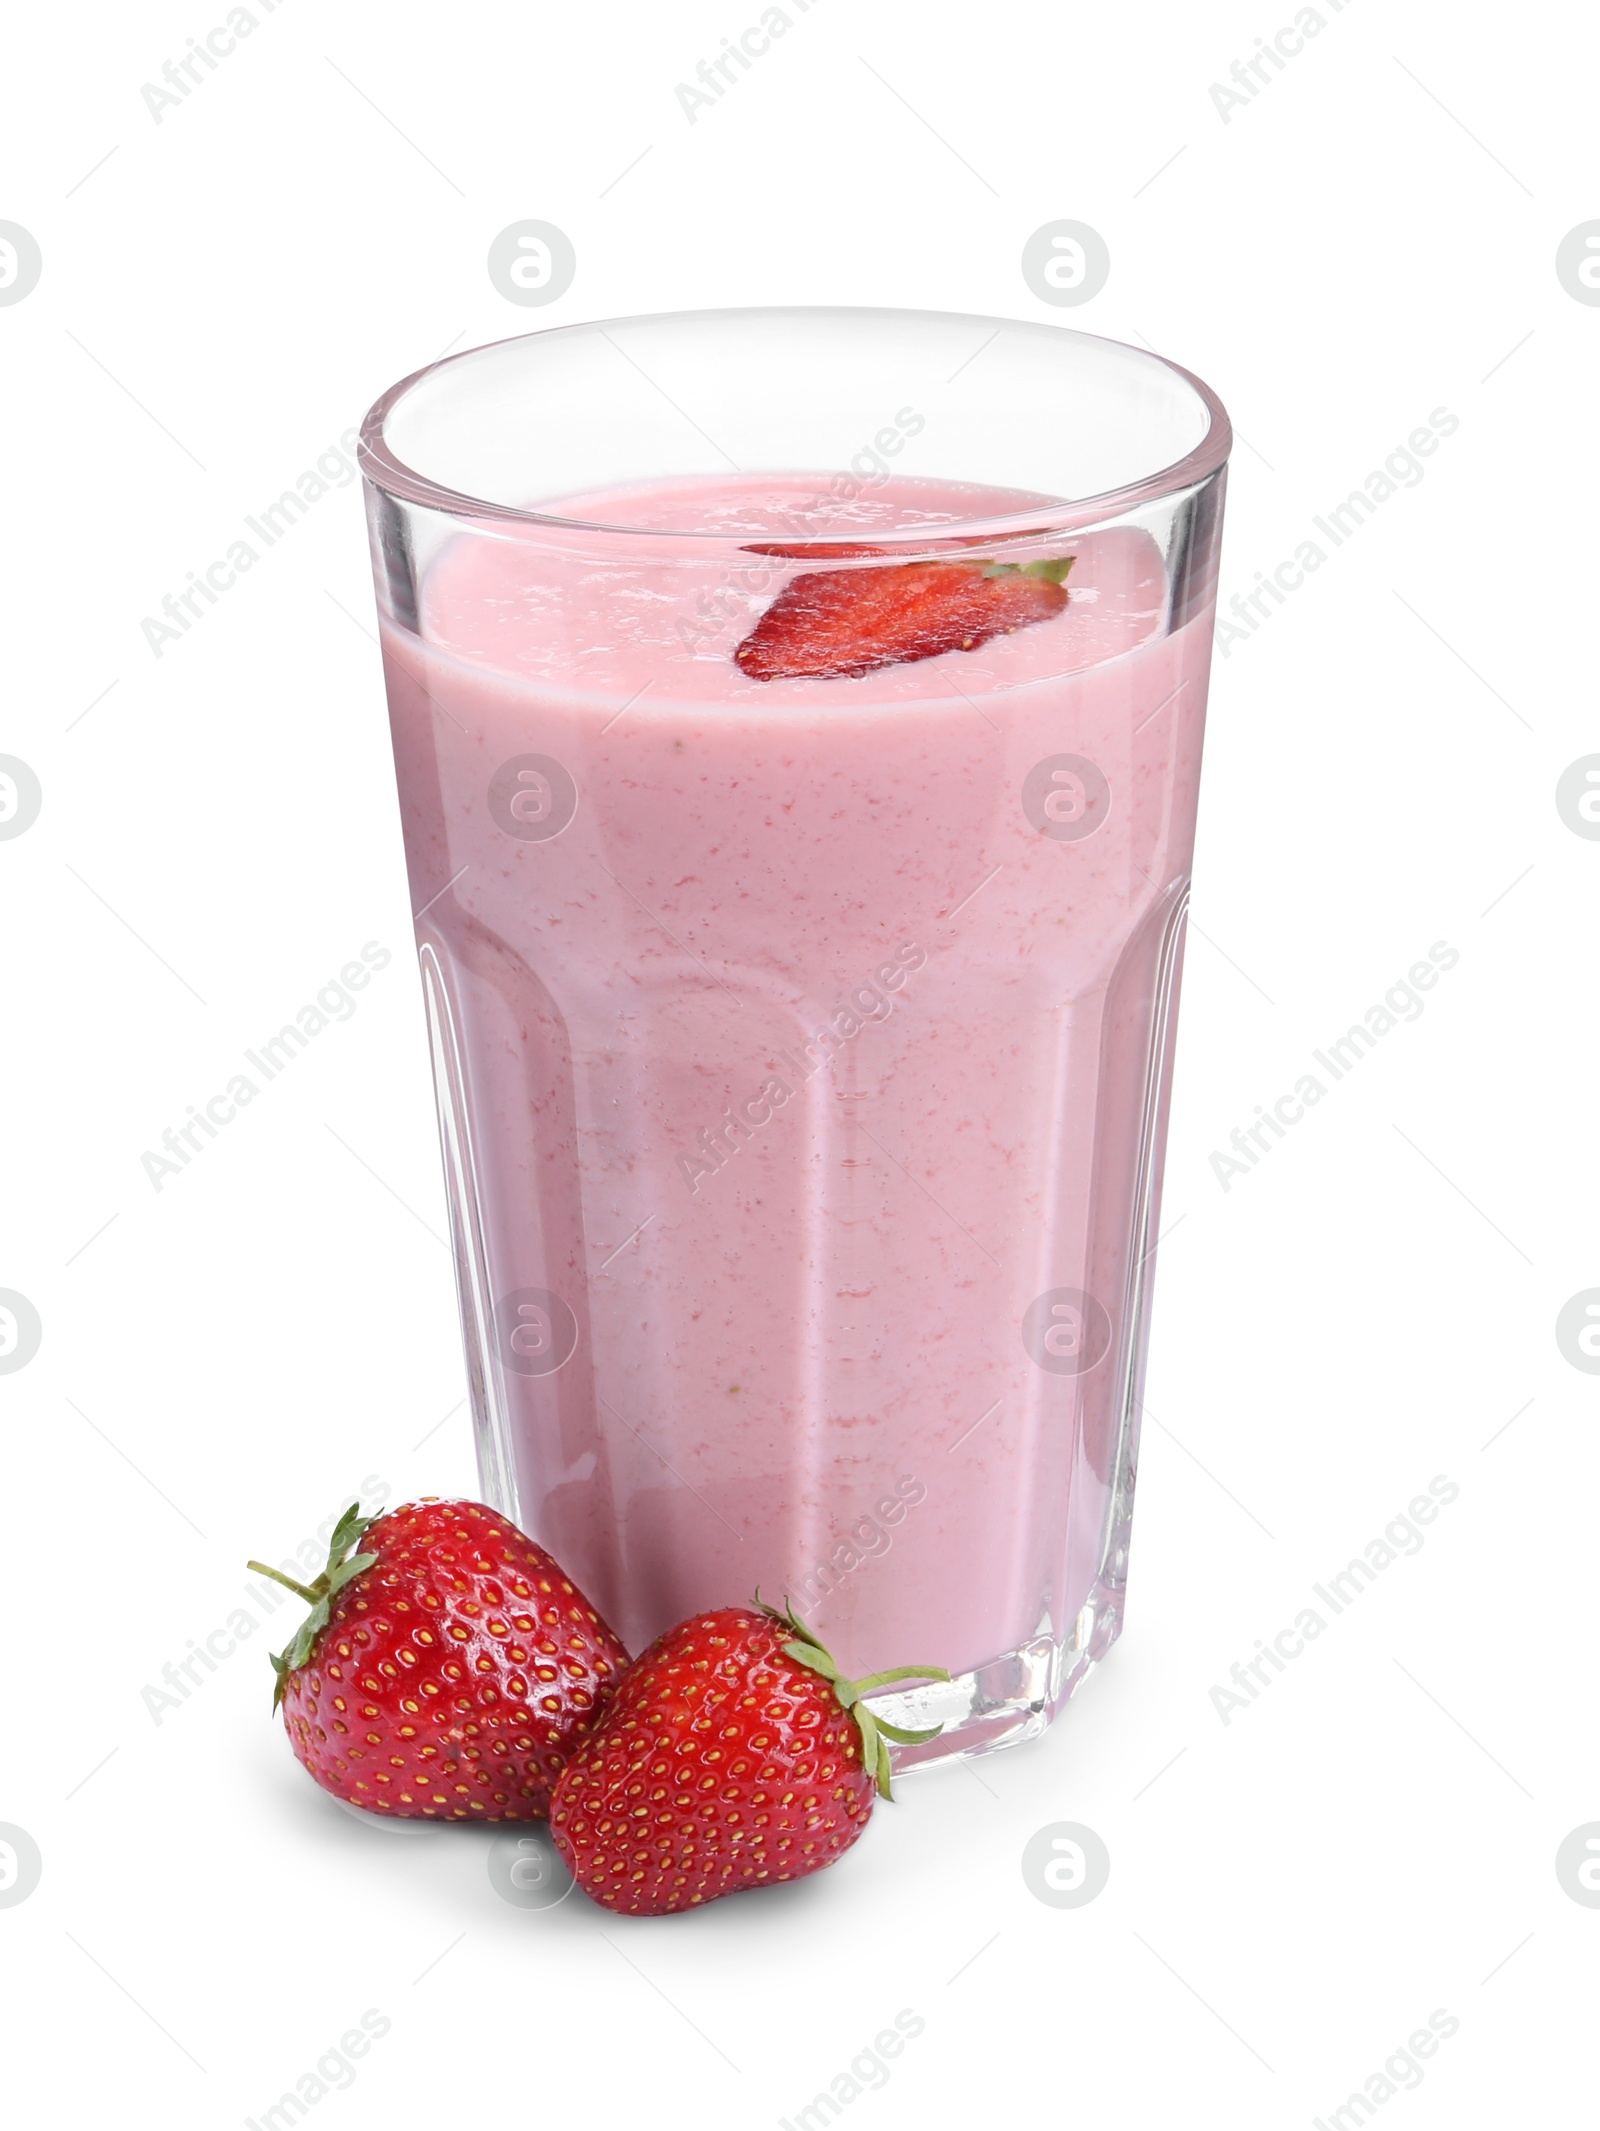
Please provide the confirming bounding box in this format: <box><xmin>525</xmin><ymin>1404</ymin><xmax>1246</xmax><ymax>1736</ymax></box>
<box><xmin>246</xmin><ymin>1502</ymin><xmax>380</xmax><ymax>1712</ymax></box>
<box><xmin>979</xmin><ymin>554</ymin><xmax>1075</xmax><ymax>584</ymax></box>
<box><xmin>755</xmin><ymin>1594</ymin><xmax>951</xmax><ymax>1801</ymax></box>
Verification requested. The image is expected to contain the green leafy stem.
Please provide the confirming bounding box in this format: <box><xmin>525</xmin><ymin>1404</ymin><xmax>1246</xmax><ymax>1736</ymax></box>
<box><xmin>980</xmin><ymin>555</ymin><xmax>1075</xmax><ymax>584</ymax></box>
<box><xmin>756</xmin><ymin>1594</ymin><xmax>951</xmax><ymax>1800</ymax></box>
<box><xmin>246</xmin><ymin>1502</ymin><xmax>379</xmax><ymax>1712</ymax></box>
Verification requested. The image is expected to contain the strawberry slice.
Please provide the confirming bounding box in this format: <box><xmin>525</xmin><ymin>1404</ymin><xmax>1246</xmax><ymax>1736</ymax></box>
<box><xmin>734</xmin><ymin>556</ymin><xmax>1072</xmax><ymax>681</ymax></box>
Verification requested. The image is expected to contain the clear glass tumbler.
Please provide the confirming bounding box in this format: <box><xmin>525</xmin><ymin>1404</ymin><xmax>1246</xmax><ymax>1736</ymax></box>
<box><xmin>359</xmin><ymin>308</ymin><xmax>1229</xmax><ymax>1764</ymax></box>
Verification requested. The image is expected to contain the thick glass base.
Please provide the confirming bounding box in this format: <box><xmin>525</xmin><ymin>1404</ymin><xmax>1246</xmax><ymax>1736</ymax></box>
<box><xmin>870</xmin><ymin>1551</ymin><xmax>1131</xmax><ymax>1770</ymax></box>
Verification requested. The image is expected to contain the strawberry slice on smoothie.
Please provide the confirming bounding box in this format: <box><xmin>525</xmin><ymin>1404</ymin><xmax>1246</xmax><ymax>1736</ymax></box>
<box><xmin>733</xmin><ymin>555</ymin><xmax>1073</xmax><ymax>681</ymax></box>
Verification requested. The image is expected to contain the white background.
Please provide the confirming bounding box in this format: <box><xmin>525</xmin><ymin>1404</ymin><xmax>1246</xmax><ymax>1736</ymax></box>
<box><xmin>1</xmin><ymin>2</ymin><xmax>1593</xmax><ymax>2124</ymax></box>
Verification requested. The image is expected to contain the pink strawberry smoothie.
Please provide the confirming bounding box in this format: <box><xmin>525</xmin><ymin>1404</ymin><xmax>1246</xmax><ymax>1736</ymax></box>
<box><xmin>379</xmin><ymin>471</ymin><xmax>1213</xmax><ymax>1697</ymax></box>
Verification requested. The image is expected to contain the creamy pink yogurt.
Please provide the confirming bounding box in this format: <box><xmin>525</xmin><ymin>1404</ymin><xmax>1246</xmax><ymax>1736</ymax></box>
<box><xmin>380</xmin><ymin>473</ymin><xmax>1210</xmax><ymax>1688</ymax></box>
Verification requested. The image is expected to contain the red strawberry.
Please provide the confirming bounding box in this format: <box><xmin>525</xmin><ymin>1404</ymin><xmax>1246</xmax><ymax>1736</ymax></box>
<box><xmin>248</xmin><ymin>1498</ymin><xmax>628</xmax><ymax>1821</ymax></box>
<box><xmin>549</xmin><ymin>1599</ymin><xmax>948</xmax><ymax>1915</ymax></box>
<box><xmin>734</xmin><ymin>555</ymin><xmax>1073</xmax><ymax>681</ymax></box>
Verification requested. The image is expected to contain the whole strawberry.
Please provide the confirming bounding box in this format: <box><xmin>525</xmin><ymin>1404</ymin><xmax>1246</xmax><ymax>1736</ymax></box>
<box><xmin>248</xmin><ymin>1498</ymin><xmax>628</xmax><ymax>1821</ymax></box>
<box><xmin>550</xmin><ymin>1599</ymin><xmax>947</xmax><ymax>1914</ymax></box>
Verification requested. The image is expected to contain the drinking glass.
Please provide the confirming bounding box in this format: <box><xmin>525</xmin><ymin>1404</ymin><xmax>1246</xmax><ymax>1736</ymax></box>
<box><xmin>359</xmin><ymin>307</ymin><xmax>1229</xmax><ymax>1763</ymax></box>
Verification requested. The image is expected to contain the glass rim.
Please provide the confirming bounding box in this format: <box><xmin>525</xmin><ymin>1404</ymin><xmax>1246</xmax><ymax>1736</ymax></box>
<box><xmin>358</xmin><ymin>304</ymin><xmax>1232</xmax><ymax>552</ymax></box>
